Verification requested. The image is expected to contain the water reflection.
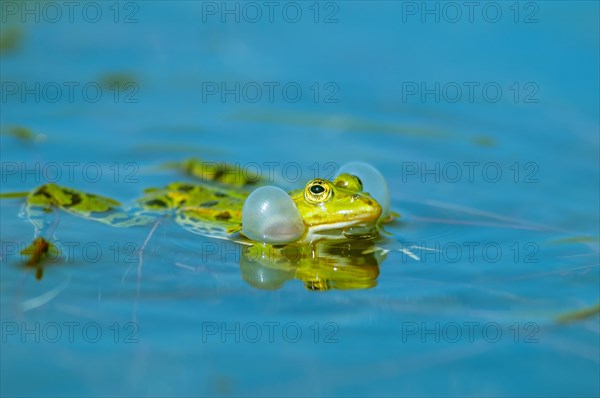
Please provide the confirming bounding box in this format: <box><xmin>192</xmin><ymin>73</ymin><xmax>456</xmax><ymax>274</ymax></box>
<box><xmin>239</xmin><ymin>240</ymin><xmax>386</xmax><ymax>291</ymax></box>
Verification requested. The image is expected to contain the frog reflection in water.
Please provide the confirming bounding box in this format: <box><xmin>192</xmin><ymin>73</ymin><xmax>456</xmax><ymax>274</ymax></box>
<box><xmin>240</xmin><ymin>240</ymin><xmax>385</xmax><ymax>290</ymax></box>
<box><xmin>17</xmin><ymin>160</ymin><xmax>396</xmax><ymax>290</ymax></box>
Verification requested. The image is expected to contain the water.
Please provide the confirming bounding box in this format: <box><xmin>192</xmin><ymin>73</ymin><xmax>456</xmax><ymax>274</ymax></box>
<box><xmin>1</xmin><ymin>1</ymin><xmax>598</xmax><ymax>396</ymax></box>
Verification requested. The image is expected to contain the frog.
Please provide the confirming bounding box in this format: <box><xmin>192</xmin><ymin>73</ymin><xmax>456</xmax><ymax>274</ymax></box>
<box><xmin>6</xmin><ymin>159</ymin><xmax>399</xmax><ymax>288</ymax></box>
<box><xmin>23</xmin><ymin>160</ymin><xmax>392</xmax><ymax>245</ymax></box>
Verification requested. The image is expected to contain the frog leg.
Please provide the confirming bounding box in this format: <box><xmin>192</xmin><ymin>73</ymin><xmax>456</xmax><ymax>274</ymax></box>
<box><xmin>19</xmin><ymin>184</ymin><xmax>162</xmax><ymax>279</ymax></box>
<box><xmin>174</xmin><ymin>206</ymin><xmax>242</xmax><ymax>241</ymax></box>
<box><xmin>148</xmin><ymin>181</ymin><xmax>247</xmax><ymax>241</ymax></box>
<box><xmin>23</xmin><ymin>183</ymin><xmax>156</xmax><ymax>239</ymax></box>
<box><xmin>169</xmin><ymin>158</ymin><xmax>263</xmax><ymax>187</ymax></box>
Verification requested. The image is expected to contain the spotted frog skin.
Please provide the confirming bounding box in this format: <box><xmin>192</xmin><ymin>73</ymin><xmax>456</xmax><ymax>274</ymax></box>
<box><xmin>24</xmin><ymin>171</ymin><xmax>384</xmax><ymax>245</ymax></box>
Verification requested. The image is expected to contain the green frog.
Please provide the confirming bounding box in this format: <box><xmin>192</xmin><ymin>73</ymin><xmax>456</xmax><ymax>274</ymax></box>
<box><xmin>9</xmin><ymin>159</ymin><xmax>398</xmax><ymax>289</ymax></box>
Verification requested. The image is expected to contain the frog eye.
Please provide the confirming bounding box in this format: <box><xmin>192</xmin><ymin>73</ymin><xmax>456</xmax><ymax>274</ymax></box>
<box><xmin>242</xmin><ymin>186</ymin><xmax>306</xmax><ymax>244</ymax></box>
<box><xmin>333</xmin><ymin>173</ymin><xmax>363</xmax><ymax>192</ymax></box>
<box><xmin>336</xmin><ymin>162</ymin><xmax>390</xmax><ymax>218</ymax></box>
<box><xmin>304</xmin><ymin>179</ymin><xmax>333</xmax><ymax>204</ymax></box>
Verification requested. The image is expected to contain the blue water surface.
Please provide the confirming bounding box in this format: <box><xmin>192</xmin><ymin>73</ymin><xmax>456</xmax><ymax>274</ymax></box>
<box><xmin>1</xmin><ymin>1</ymin><xmax>599</xmax><ymax>396</ymax></box>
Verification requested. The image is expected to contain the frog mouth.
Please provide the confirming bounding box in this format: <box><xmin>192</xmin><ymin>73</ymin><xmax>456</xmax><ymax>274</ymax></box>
<box><xmin>305</xmin><ymin>219</ymin><xmax>379</xmax><ymax>242</ymax></box>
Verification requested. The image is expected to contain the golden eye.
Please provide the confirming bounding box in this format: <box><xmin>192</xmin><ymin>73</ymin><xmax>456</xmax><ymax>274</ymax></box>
<box><xmin>304</xmin><ymin>179</ymin><xmax>333</xmax><ymax>204</ymax></box>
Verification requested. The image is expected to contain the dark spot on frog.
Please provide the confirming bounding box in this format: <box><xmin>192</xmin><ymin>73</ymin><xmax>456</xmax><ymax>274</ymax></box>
<box><xmin>214</xmin><ymin>192</ymin><xmax>227</xmax><ymax>198</ymax></box>
<box><xmin>216</xmin><ymin>211</ymin><xmax>231</xmax><ymax>221</ymax></box>
<box><xmin>200</xmin><ymin>201</ymin><xmax>218</xmax><ymax>207</ymax></box>
<box><xmin>63</xmin><ymin>193</ymin><xmax>82</xmax><ymax>208</ymax></box>
<box><xmin>244</xmin><ymin>177</ymin><xmax>260</xmax><ymax>185</ymax></box>
<box><xmin>213</xmin><ymin>168</ymin><xmax>225</xmax><ymax>180</ymax></box>
<box><xmin>146</xmin><ymin>199</ymin><xmax>168</xmax><ymax>208</ymax></box>
<box><xmin>177</xmin><ymin>184</ymin><xmax>194</xmax><ymax>192</ymax></box>
<box><xmin>34</xmin><ymin>186</ymin><xmax>52</xmax><ymax>199</ymax></box>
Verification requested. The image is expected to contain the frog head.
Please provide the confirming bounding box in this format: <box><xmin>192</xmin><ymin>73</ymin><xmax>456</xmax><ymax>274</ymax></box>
<box><xmin>289</xmin><ymin>176</ymin><xmax>382</xmax><ymax>242</ymax></box>
<box><xmin>241</xmin><ymin>174</ymin><xmax>382</xmax><ymax>244</ymax></box>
